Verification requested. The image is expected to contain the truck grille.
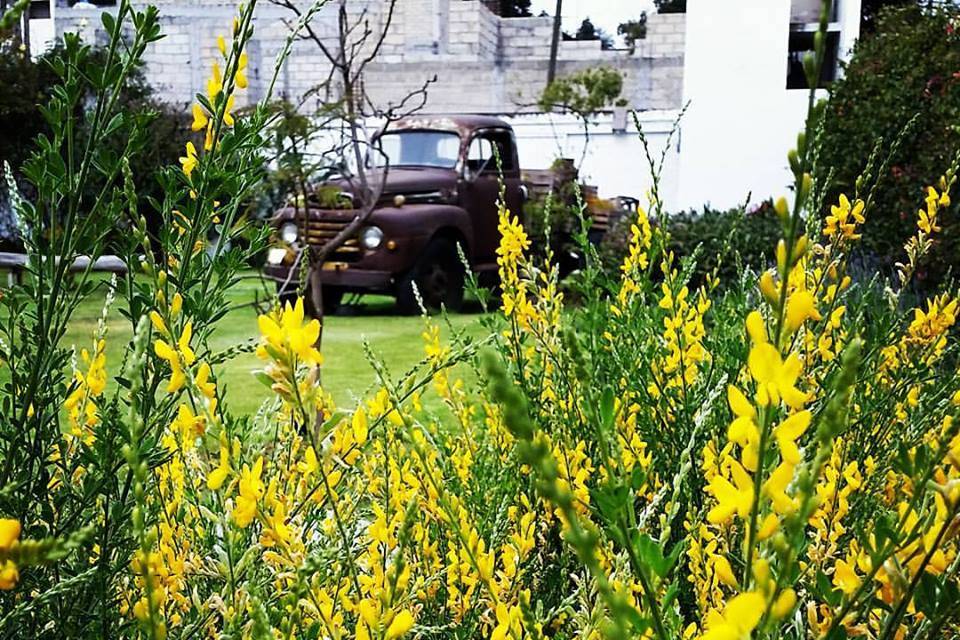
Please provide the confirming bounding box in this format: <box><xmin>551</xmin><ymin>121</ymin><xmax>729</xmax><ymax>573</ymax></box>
<box><xmin>304</xmin><ymin>219</ymin><xmax>361</xmax><ymax>262</ymax></box>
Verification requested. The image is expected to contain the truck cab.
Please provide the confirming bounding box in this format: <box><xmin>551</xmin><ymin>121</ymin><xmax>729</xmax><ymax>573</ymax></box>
<box><xmin>264</xmin><ymin>115</ymin><xmax>525</xmax><ymax>314</ymax></box>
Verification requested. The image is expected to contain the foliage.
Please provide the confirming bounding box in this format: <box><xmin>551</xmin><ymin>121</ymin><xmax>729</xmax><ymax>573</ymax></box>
<box><xmin>3</xmin><ymin>1</ymin><xmax>960</xmax><ymax>639</ymax></box>
<box><xmin>817</xmin><ymin>4</ymin><xmax>960</xmax><ymax>286</ymax></box>
<box><xmin>540</xmin><ymin>66</ymin><xmax>625</xmax><ymax>116</ymax></box>
<box><xmin>655</xmin><ymin>0</ymin><xmax>686</xmax><ymax>14</ymax></box>
<box><xmin>618</xmin><ymin>16</ymin><xmax>648</xmax><ymax>53</ymax></box>
<box><xmin>0</xmin><ymin>33</ymin><xmax>189</xmax><ymax>250</ymax></box>
<box><xmin>539</xmin><ymin>65</ymin><xmax>625</xmax><ymax>171</ymax></box>
<box><xmin>0</xmin><ymin>36</ymin><xmax>51</xmax><ymax>192</ymax></box>
<box><xmin>663</xmin><ymin>202</ymin><xmax>780</xmax><ymax>286</ymax></box>
<box><xmin>860</xmin><ymin>0</ymin><xmax>912</xmax><ymax>32</ymax></box>
<box><xmin>496</xmin><ymin>0</ymin><xmax>532</xmax><ymax>18</ymax></box>
<box><xmin>567</xmin><ymin>17</ymin><xmax>614</xmax><ymax>50</ymax></box>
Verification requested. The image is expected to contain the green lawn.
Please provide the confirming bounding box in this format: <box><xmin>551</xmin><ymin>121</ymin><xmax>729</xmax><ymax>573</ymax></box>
<box><xmin>61</xmin><ymin>273</ymin><xmax>490</xmax><ymax>415</ymax></box>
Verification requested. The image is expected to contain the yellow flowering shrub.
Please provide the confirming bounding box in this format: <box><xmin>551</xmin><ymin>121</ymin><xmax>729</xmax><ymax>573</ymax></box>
<box><xmin>3</xmin><ymin>0</ymin><xmax>960</xmax><ymax>639</ymax></box>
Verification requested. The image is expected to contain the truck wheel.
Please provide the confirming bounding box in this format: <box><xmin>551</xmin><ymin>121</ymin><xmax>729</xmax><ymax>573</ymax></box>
<box><xmin>396</xmin><ymin>239</ymin><xmax>464</xmax><ymax>314</ymax></box>
<box><xmin>276</xmin><ymin>283</ymin><xmax>343</xmax><ymax>316</ymax></box>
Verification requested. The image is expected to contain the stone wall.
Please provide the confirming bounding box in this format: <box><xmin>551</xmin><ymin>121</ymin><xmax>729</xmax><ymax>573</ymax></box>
<box><xmin>54</xmin><ymin>0</ymin><xmax>685</xmax><ymax>114</ymax></box>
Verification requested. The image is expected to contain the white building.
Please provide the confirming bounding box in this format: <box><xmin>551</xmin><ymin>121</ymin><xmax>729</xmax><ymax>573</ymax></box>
<box><xmin>43</xmin><ymin>0</ymin><xmax>861</xmax><ymax>213</ymax></box>
<box><xmin>676</xmin><ymin>0</ymin><xmax>861</xmax><ymax>210</ymax></box>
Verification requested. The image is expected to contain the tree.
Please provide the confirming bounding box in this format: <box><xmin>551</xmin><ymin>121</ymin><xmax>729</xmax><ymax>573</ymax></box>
<box><xmin>539</xmin><ymin>66</ymin><xmax>624</xmax><ymax>167</ymax></box>
<box><xmin>498</xmin><ymin>0</ymin><xmax>532</xmax><ymax>18</ymax></box>
<box><xmin>267</xmin><ymin>0</ymin><xmax>432</xmax><ymax>326</ymax></box>
<box><xmin>618</xmin><ymin>16</ymin><xmax>648</xmax><ymax>53</ymax></box>
<box><xmin>654</xmin><ymin>0</ymin><xmax>686</xmax><ymax>13</ymax></box>
<box><xmin>817</xmin><ymin>4</ymin><xmax>960</xmax><ymax>285</ymax></box>
<box><xmin>572</xmin><ymin>17</ymin><xmax>614</xmax><ymax>50</ymax></box>
<box><xmin>0</xmin><ymin>34</ymin><xmax>187</xmax><ymax>251</ymax></box>
<box><xmin>860</xmin><ymin>0</ymin><xmax>913</xmax><ymax>32</ymax></box>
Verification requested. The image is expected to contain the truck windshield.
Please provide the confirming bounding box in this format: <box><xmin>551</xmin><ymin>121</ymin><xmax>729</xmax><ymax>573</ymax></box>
<box><xmin>374</xmin><ymin>131</ymin><xmax>461</xmax><ymax>169</ymax></box>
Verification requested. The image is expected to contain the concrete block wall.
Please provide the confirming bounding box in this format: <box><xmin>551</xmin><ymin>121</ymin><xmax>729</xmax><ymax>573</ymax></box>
<box><xmin>639</xmin><ymin>13</ymin><xmax>686</xmax><ymax>59</ymax></box>
<box><xmin>53</xmin><ymin>0</ymin><xmax>686</xmax><ymax>114</ymax></box>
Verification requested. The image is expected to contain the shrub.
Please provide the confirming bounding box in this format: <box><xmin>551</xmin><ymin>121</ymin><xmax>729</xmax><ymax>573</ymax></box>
<box><xmin>2</xmin><ymin>1</ymin><xmax>960</xmax><ymax>639</ymax></box>
<box><xmin>817</xmin><ymin>4</ymin><xmax>960</xmax><ymax>285</ymax></box>
<box><xmin>0</xmin><ymin>33</ymin><xmax>188</xmax><ymax>251</ymax></box>
<box><xmin>666</xmin><ymin>202</ymin><xmax>781</xmax><ymax>284</ymax></box>
<box><xmin>601</xmin><ymin>201</ymin><xmax>782</xmax><ymax>287</ymax></box>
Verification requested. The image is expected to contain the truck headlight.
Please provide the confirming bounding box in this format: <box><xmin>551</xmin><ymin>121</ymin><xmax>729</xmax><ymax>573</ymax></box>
<box><xmin>280</xmin><ymin>222</ymin><xmax>298</xmax><ymax>244</ymax></box>
<box><xmin>360</xmin><ymin>226</ymin><xmax>384</xmax><ymax>250</ymax></box>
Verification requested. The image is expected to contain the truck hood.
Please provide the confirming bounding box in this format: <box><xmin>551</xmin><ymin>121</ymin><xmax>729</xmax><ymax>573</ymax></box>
<box><xmin>332</xmin><ymin>167</ymin><xmax>459</xmax><ymax>198</ymax></box>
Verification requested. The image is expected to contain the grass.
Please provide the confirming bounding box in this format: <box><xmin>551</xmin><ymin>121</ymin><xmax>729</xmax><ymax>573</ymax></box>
<box><xmin>61</xmin><ymin>272</ymin><xmax>491</xmax><ymax>416</ymax></box>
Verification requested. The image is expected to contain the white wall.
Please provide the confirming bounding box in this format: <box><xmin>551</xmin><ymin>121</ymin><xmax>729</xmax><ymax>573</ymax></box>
<box><xmin>506</xmin><ymin>111</ymin><xmax>681</xmax><ymax>209</ymax></box>
<box><xmin>677</xmin><ymin>0</ymin><xmax>860</xmax><ymax>211</ymax></box>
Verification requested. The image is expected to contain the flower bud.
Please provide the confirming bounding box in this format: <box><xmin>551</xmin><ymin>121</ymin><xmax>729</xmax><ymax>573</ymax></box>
<box><xmin>788</xmin><ymin>149</ymin><xmax>801</xmax><ymax>176</ymax></box>
<box><xmin>774</xmin><ymin>196</ymin><xmax>790</xmax><ymax>223</ymax></box>
<box><xmin>799</xmin><ymin>173</ymin><xmax>813</xmax><ymax>206</ymax></box>
<box><xmin>802</xmin><ymin>52</ymin><xmax>818</xmax><ymax>87</ymax></box>
<box><xmin>760</xmin><ymin>271</ymin><xmax>780</xmax><ymax>309</ymax></box>
<box><xmin>171</xmin><ymin>293</ymin><xmax>183</xmax><ymax>317</ymax></box>
<box><xmin>792</xmin><ymin>235</ymin><xmax>809</xmax><ymax>264</ymax></box>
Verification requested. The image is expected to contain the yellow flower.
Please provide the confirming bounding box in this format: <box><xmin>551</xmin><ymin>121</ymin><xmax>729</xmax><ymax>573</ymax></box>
<box><xmin>745</xmin><ymin>310</ymin><xmax>767</xmax><ymax>345</ymax></box>
<box><xmin>206</xmin><ymin>435</ymin><xmax>231</xmax><ymax>490</ymax></box>
<box><xmin>217</xmin><ymin>34</ymin><xmax>227</xmax><ymax>57</ymax></box>
<box><xmin>700</xmin><ymin>591</ymin><xmax>765</xmax><ymax>640</ymax></box>
<box><xmin>260</xmin><ymin>501</ymin><xmax>292</xmax><ymax>548</ymax></box>
<box><xmin>833</xmin><ymin>559</ymin><xmax>860</xmax><ymax>595</ymax></box>
<box><xmin>712</xmin><ymin>554</ymin><xmax>738</xmax><ymax>588</ymax></box>
<box><xmin>172</xmin><ymin>403</ymin><xmax>205</xmax><ymax>444</ymax></box>
<box><xmin>756</xmin><ymin>512</ymin><xmax>779</xmax><ymax>541</ymax></box>
<box><xmin>191</xmin><ymin>103</ymin><xmax>209</xmax><ymax>133</ymax></box>
<box><xmin>0</xmin><ymin>519</ymin><xmax>21</xmax><ymax>591</ymax></box>
<box><xmin>353</xmin><ymin>407</ymin><xmax>369</xmax><ymax>445</ymax></box>
<box><xmin>0</xmin><ymin>560</ymin><xmax>18</xmax><ymax>591</ymax></box>
<box><xmin>919</xmin><ymin>187</ymin><xmax>944</xmax><ymax>234</ymax></box>
<box><xmin>223</xmin><ymin>94</ymin><xmax>236</xmax><ymax>128</ymax></box>
<box><xmin>771</xmin><ymin>587</ymin><xmax>797</xmax><ymax>619</ymax></box>
<box><xmin>0</xmin><ymin>519</ymin><xmax>20</xmax><ymax>550</ymax></box>
<box><xmin>824</xmin><ymin>194</ymin><xmax>865</xmax><ymax>240</ymax></box>
<box><xmin>385</xmin><ymin>610</ymin><xmax>415</xmax><ymax>640</ymax></box>
<box><xmin>179</xmin><ymin>141</ymin><xmax>198</xmax><ymax>179</ymax></box>
<box><xmin>236</xmin><ymin>52</ymin><xmax>249</xmax><ymax>89</ymax></box>
<box><xmin>785</xmin><ymin>290</ymin><xmax>821</xmax><ymax>334</ymax></box>
<box><xmin>232</xmin><ymin>456</ymin><xmax>264</xmax><ymax>528</ymax></box>
<box><xmin>491</xmin><ymin>603</ymin><xmax>521</xmax><ymax>640</ymax></box>
<box><xmin>764</xmin><ymin>461</ymin><xmax>798</xmax><ymax>515</ymax></box>
<box><xmin>207</xmin><ymin>62</ymin><xmax>223</xmax><ymax>101</ymax></box>
<box><xmin>727</xmin><ymin>385</ymin><xmax>760</xmax><ymax>469</ymax></box>
<box><xmin>195</xmin><ymin>362</ymin><xmax>216</xmax><ymax>399</ymax></box>
<box><xmin>707</xmin><ymin>459</ymin><xmax>754</xmax><ymax>524</ymax></box>
<box><xmin>748</xmin><ymin>343</ymin><xmax>807</xmax><ymax>409</ymax></box>
<box><xmin>257</xmin><ymin>298</ymin><xmax>322</xmax><ymax>366</ymax></box>
<box><xmin>154</xmin><ymin>321</ymin><xmax>196</xmax><ymax>394</ymax></box>
<box><xmin>774</xmin><ymin>410</ymin><xmax>811</xmax><ymax>465</ymax></box>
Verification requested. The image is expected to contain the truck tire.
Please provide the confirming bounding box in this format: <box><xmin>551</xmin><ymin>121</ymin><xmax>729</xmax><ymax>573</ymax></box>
<box><xmin>276</xmin><ymin>283</ymin><xmax>343</xmax><ymax>316</ymax></box>
<box><xmin>396</xmin><ymin>238</ymin><xmax>464</xmax><ymax>314</ymax></box>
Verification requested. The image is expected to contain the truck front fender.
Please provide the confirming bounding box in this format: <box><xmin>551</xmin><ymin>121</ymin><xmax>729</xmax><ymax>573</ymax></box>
<box><xmin>369</xmin><ymin>204</ymin><xmax>474</xmax><ymax>256</ymax></box>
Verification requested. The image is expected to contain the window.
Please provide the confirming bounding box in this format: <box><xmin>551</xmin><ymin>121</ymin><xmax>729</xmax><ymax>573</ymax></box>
<box><xmin>467</xmin><ymin>130</ymin><xmax>515</xmax><ymax>173</ymax></box>
<box><xmin>375</xmin><ymin>130</ymin><xmax>460</xmax><ymax>169</ymax></box>
<box><xmin>786</xmin><ymin>29</ymin><xmax>840</xmax><ymax>90</ymax></box>
<box><xmin>787</xmin><ymin>0</ymin><xmax>841</xmax><ymax>90</ymax></box>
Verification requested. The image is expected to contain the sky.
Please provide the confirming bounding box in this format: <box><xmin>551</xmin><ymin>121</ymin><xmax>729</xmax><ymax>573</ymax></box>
<box><xmin>529</xmin><ymin>0</ymin><xmax>654</xmax><ymax>42</ymax></box>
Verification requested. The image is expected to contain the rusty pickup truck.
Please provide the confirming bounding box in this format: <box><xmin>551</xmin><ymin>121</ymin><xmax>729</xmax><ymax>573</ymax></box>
<box><xmin>264</xmin><ymin>115</ymin><xmax>526</xmax><ymax>314</ymax></box>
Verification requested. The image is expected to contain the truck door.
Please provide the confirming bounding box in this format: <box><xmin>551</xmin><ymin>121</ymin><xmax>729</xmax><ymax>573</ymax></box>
<box><xmin>464</xmin><ymin>128</ymin><xmax>523</xmax><ymax>265</ymax></box>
